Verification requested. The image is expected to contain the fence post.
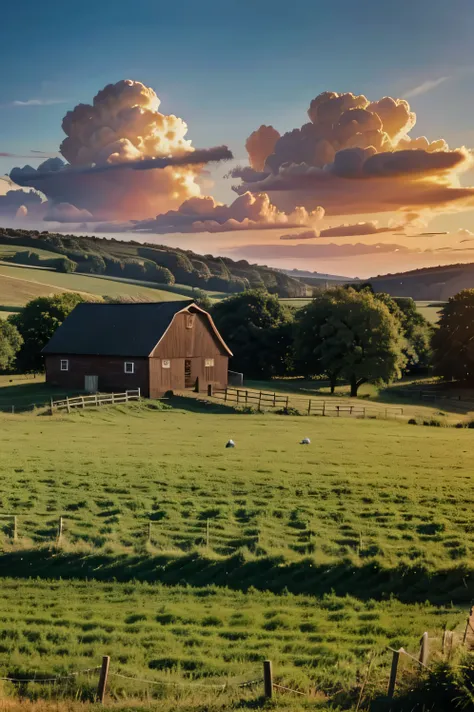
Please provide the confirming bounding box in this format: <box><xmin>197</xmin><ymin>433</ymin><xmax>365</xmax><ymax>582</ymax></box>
<box><xmin>263</xmin><ymin>660</ymin><xmax>273</xmax><ymax>699</ymax></box>
<box><xmin>419</xmin><ymin>632</ymin><xmax>429</xmax><ymax>668</ymax></box>
<box><xmin>237</xmin><ymin>390</ymin><xmax>240</xmax><ymax>404</ymax></box>
<box><xmin>137</xmin><ymin>387</ymin><xmax>141</xmax><ymax>400</ymax></box>
<box><xmin>323</xmin><ymin>401</ymin><xmax>326</xmax><ymax>417</ymax></box>
<box><xmin>258</xmin><ymin>392</ymin><xmax>262</xmax><ymax>411</ymax></box>
<box><xmin>66</xmin><ymin>397</ymin><xmax>71</xmax><ymax>414</ymax></box>
<box><xmin>273</xmin><ymin>392</ymin><xmax>276</xmax><ymax>407</ymax></box>
<box><xmin>81</xmin><ymin>396</ymin><xmax>85</xmax><ymax>409</ymax></box>
<box><xmin>308</xmin><ymin>399</ymin><xmax>312</xmax><ymax>416</ymax></box>
<box><xmin>387</xmin><ymin>649</ymin><xmax>401</xmax><ymax>698</ymax></box>
<box><xmin>97</xmin><ymin>655</ymin><xmax>110</xmax><ymax>704</ymax></box>
<box><xmin>12</xmin><ymin>516</ymin><xmax>17</xmax><ymax>541</ymax></box>
<box><xmin>224</xmin><ymin>387</ymin><xmax>228</xmax><ymax>402</ymax></box>
<box><xmin>111</xmin><ymin>393</ymin><xmax>115</xmax><ymax>405</ymax></box>
<box><xmin>463</xmin><ymin>607</ymin><xmax>473</xmax><ymax>645</ymax></box>
<box><xmin>50</xmin><ymin>398</ymin><xmax>54</xmax><ymax>416</ymax></box>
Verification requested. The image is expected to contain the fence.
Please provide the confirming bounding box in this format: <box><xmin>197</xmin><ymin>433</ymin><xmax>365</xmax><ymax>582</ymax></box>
<box><xmin>50</xmin><ymin>389</ymin><xmax>141</xmax><ymax>413</ymax></box>
<box><xmin>213</xmin><ymin>387</ymin><xmax>404</xmax><ymax>419</ymax></box>
<box><xmin>2</xmin><ymin>622</ymin><xmax>473</xmax><ymax>706</ymax></box>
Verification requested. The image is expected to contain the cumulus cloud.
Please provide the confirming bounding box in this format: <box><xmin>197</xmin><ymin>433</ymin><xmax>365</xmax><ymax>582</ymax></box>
<box><xmin>9</xmin><ymin>79</ymin><xmax>232</xmax><ymax>222</ymax></box>
<box><xmin>0</xmin><ymin>188</ymin><xmax>43</xmax><ymax>219</ymax></box>
<box><xmin>232</xmin><ymin>90</ymin><xmax>474</xmax><ymax>219</ymax></box>
<box><xmin>44</xmin><ymin>202</ymin><xmax>93</xmax><ymax>222</ymax></box>
<box><xmin>246</xmin><ymin>125</ymin><xmax>281</xmax><ymax>171</ymax></box>
<box><xmin>280</xmin><ymin>230</ymin><xmax>317</xmax><ymax>241</ymax></box>
<box><xmin>133</xmin><ymin>191</ymin><xmax>324</xmax><ymax>233</ymax></box>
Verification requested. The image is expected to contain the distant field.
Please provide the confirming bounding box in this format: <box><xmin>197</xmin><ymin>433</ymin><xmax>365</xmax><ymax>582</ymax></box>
<box><xmin>415</xmin><ymin>300</ymin><xmax>445</xmax><ymax>324</ymax></box>
<box><xmin>0</xmin><ymin>263</ymin><xmax>190</xmax><ymax>307</ymax></box>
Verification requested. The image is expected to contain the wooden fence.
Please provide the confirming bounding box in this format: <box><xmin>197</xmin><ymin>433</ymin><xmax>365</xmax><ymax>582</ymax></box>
<box><xmin>50</xmin><ymin>389</ymin><xmax>140</xmax><ymax>414</ymax></box>
<box><xmin>213</xmin><ymin>387</ymin><xmax>404</xmax><ymax>419</ymax></box>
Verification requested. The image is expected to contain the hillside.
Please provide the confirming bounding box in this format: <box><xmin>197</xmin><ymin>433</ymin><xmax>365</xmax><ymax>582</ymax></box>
<box><xmin>0</xmin><ymin>227</ymin><xmax>308</xmax><ymax>298</ymax></box>
<box><xmin>369</xmin><ymin>262</ymin><xmax>474</xmax><ymax>300</ymax></box>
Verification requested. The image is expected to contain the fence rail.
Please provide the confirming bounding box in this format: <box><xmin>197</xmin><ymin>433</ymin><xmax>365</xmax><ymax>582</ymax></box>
<box><xmin>214</xmin><ymin>387</ymin><xmax>404</xmax><ymax>419</ymax></box>
<box><xmin>51</xmin><ymin>389</ymin><xmax>141</xmax><ymax>413</ymax></box>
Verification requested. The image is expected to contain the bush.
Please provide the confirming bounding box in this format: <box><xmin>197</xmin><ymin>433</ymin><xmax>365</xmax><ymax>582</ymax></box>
<box><xmin>408</xmin><ymin>418</ymin><xmax>418</xmax><ymax>425</ymax></box>
<box><xmin>55</xmin><ymin>257</ymin><xmax>77</xmax><ymax>273</ymax></box>
<box><xmin>276</xmin><ymin>406</ymin><xmax>301</xmax><ymax>416</ymax></box>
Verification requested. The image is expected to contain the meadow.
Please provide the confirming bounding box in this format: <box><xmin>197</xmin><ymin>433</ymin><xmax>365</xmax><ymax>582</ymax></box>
<box><xmin>0</xmin><ymin>394</ymin><xmax>472</xmax><ymax>708</ymax></box>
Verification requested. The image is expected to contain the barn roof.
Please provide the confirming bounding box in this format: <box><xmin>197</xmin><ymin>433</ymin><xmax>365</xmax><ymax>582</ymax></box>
<box><xmin>42</xmin><ymin>300</ymin><xmax>204</xmax><ymax>357</ymax></box>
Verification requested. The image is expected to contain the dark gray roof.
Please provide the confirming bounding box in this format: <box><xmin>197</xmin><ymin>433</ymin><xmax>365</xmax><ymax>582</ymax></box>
<box><xmin>42</xmin><ymin>301</ymin><xmax>193</xmax><ymax>357</ymax></box>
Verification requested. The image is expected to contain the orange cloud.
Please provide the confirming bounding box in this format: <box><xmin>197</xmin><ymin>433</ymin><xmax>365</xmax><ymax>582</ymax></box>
<box><xmin>232</xmin><ymin>91</ymin><xmax>474</xmax><ymax>219</ymax></box>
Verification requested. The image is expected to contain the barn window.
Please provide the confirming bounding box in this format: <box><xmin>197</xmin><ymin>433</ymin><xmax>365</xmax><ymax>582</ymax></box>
<box><xmin>60</xmin><ymin>359</ymin><xmax>69</xmax><ymax>371</ymax></box>
<box><xmin>205</xmin><ymin>358</ymin><xmax>214</xmax><ymax>368</ymax></box>
<box><xmin>185</xmin><ymin>313</ymin><xmax>195</xmax><ymax>329</ymax></box>
<box><xmin>124</xmin><ymin>362</ymin><xmax>135</xmax><ymax>374</ymax></box>
<box><xmin>162</xmin><ymin>359</ymin><xmax>171</xmax><ymax>369</ymax></box>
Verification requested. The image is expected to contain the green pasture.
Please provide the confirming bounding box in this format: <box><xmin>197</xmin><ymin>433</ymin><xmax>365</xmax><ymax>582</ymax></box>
<box><xmin>0</xmin><ymin>404</ymin><xmax>473</xmax><ymax>574</ymax></box>
<box><xmin>0</xmin><ymin>577</ymin><xmax>464</xmax><ymax>704</ymax></box>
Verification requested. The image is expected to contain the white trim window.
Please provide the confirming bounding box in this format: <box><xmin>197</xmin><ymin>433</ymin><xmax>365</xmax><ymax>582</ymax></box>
<box><xmin>205</xmin><ymin>358</ymin><xmax>214</xmax><ymax>368</ymax></box>
<box><xmin>124</xmin><ymin>361</ymin><xmax>135</xmax><ymax>374</ymax></box>
<box><xmin>162</xmin><ymin>359</ymin><xmax>171</xmax><ymax>369</ymax></box>
<box><xmin>60</xmin><ymin>359</ymin><xmax>69</xmax><ymax>372</ymax></box>
<box><xmin>185</xmin><ymin>313</ymin><xmax>195</xmax><ymax>329</ymax></box>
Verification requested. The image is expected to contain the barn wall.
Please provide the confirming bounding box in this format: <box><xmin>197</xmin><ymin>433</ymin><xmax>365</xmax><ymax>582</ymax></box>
<box><xmin>45</xmin><ymin>355</ymin><xmax>150</xmax><ymax>396</ymax></box>
<box><xmin>149</xmin><ymin>312</ymin><xmax>228</xmax><ymax>397</ymax></box>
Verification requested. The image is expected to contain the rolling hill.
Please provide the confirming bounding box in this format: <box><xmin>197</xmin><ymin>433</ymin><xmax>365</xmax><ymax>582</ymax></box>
<box><xmin>369</xmin><ymin>262</ymin><xmax>474</xmax><ymax>300</ymax></box>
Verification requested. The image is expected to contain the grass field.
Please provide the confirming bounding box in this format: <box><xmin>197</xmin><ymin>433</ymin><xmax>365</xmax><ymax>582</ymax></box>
<box><xmin>0</xmin><ymin>387</ymin><xmax>472</xmax><ymax>708</ymax></box>
<box><xmin>0</xmin><ymin>263</ymin><xmax>197</xmax><ymax>308</ymax></box>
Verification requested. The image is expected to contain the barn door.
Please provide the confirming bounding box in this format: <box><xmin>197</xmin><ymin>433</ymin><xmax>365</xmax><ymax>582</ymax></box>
<box><xmin>84</xmin><ymin>375</ymin><xmax>98</xmax><ymax>393</ymax></box>
<box><xmin>184</xmin><ymin>359</ymin><xmax>193</xmax><ymax>388</ymax></box>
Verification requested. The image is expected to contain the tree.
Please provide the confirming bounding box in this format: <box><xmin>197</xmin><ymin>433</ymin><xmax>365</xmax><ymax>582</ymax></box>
<box><xmin>55</xmin><ymin>257</ymin><xmax>77</xmax><ymax>273</ymax></box>
<box><xmin>9</xmin><ymin>293</ymin><xmax>86</xmax><ymax>372</ymax></box>
<box><xmin>432</xmin><ymin>289</ymin><xmax>474</xmax><ymax>381</ymax></box>
<box><xmin>193</xmin><ymin>290</ymin><xmax>213</xmax><ymax>311</ymax></box>
<box><xmin>0</xmin><ymin>320</ymin><xmax>22</xmax><ymax>371</ymax></box>
<box><xmin>211</xmin><ymin>290</ymin><xmax>294</xmax><ymax>378</ymax></box>
<box><xmin>294</xmin><ymin>287</ymin><xmax>406</xmax><ymax>396</ymax></box>
<box><xmin>374</xmin><ymin>294</ymin><xmax>433</xmax><ymax>373</ymax></box>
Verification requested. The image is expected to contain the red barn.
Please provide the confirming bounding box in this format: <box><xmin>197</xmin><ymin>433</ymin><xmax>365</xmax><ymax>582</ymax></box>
<box><xmin>42</xmin><ymin>301</ymin><xmax>232</xmax><ymax>397</ymax></box>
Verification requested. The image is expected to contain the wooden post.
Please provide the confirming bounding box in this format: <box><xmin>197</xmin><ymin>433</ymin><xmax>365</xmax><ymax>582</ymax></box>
<box><xmin>245</xmin><ymin>390</ymin><xmax>248</xmax><ymax>404</ymax></box>
<box><xmin>97</xmin><ymin>655</ymin><xmax>110</xmax><ymax>704</ymax></box>
<box><xmin>263</xmin><ymin>660</ymin><xmax>273</xmax><ymax>699</ymax></box>
<box><xmin>258</xmin><ymin>392</ymin><xmax>262</xmax><ymax>411</ymax></box>
<box><xmin>419</xmin><ymin>632</ymin><xmax>429</xmax><ymax>668</ymax></box>
<box><xmin>273</xmin><ymin>392</ymin><xmax>276</xmax><ymax>407</ymax></box>
<box><xmin>322</xmin><ymin>401</ymin><xmax>326</xmax><ymax>416</ymax></box>
<box><xmin>286</xmin><ymin>396</ymin><xmax>289</xmax><ymax>409</ymax></box>
<box><xmin>95</xmin><ymin>394</ymin><xmax>98</xmax><ymax>407</ymax></box>
<box><xmin>81</xmin><ymin>396</ymin><xmax>85</xmax><ymax>409</ymax></box>
<box><xmin>387</xmin><ymin>649</ymin><xmax>401</xmax><ymax>698</ymax></box>
<box><xmin>58</xmin><ymin>517</ymin><xmax>64</xmax><ymax>541</ymax></box>
<box><xmin>308</xmin><ymin>399</ymin><xmax>312</xmax><ymax>416</ymax></box>
<box><xmin>237</xmin><ymin>390</ymin><xmax>240</xmax><ymax>404</ymax></box>
<box><xmin>125</xmin><ymin>391</ymin><xmax>129</xmax><ymax>403</ymax></box>
<box><xmin>50</xmin><ymin>397</ymin><xmax>54</xmax><ymax>416</ymax></box>
<box><xmin>66</xmin><ymin>397</ymin><xmax>71</xmax><ymax>414</ymax></box>
<box><xmin>463</xmin><ymin>608</ymin><xmax>473</xmax><ymax>645</ymax></box>
<box><xmin>206</xmin><ymin>518</ymin><xmax>210</xmax><ymax>548</ymax></box>
<box><xmin>224</xmin><ymin>387</ymin><xmax>228</xmax><ymax>402</ymax></box>
<box><xmin>12</xmin><ymin>516</ymin><xmax>17</xmax><ymax>541</ymax></box>
<box><xmin>148</xmin><ymin>521</ymin><xmax>152</xmax><ymax>543</ymax></box>
<box><xmin>111</xmin><ymin>393</ymin><xmax>115</xmax><ymax>405</ymax></box>
<box><xmin>137</xmin><ymin>387</ymin><xmax>141</xmax><ymax>400</ymax></box>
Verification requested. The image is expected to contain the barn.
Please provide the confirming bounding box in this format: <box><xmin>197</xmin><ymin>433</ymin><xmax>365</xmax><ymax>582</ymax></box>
<box><xmin>42</xmin><ymin>301</ymin><xmax>232</xmax><ymax>397</ymax></box>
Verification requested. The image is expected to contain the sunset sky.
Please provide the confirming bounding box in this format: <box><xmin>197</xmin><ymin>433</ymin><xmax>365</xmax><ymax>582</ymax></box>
<box><xmin>2</xmin><ymin>0</ymin><xmax>474</xmax><ymax>277</ymax></box>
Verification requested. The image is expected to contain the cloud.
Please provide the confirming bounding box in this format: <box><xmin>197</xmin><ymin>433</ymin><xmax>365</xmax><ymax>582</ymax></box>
<box><xmin>457</xmin><ymin>228</ymin><xmax>474</xmax><ymax>240</ymax></box>
<box><xmin>404</xmin><ymin>77</ymin><xmax>448</xmax><ymax>99</ymax></box>
<box><xmin>279</xmin><ymin>221</ymin><xmax>397</xmax><ymax>240</ymax></box>
<box><xmin>44</xmin><ymin>202</ymin><xmax>93</xmax><ymax>222</ymax></box>
<box><xmin>232</xmin><ymin>90</ymin><xmax>474</xmax><ymax>220</ymax></box>
<box><xmin>233</xmin><ymin>242</ymin><xmax>413</xmax><ymax>260</ymax></box>
<box><xmin>5</xmin><ymin>99</ymin><xmax>68</xmax><ymax>107</ymax></box>
<box><xmin>132</xmin><ymin>192</ymin><xmax>324</xmax><ymax>233</ymax></box>
<box><xmin>0</xmin><ymin>188</ymin><xmax>43</xmax><ymax>219</ymax></box>
<box><xmin>9</xmin><ymin>79</ymin><xmax>232</xmax><ymax>222</ymax></box>
<box><xmin>246</xmin><ymin>125</ymin><xmax>281</xmax><ymax>171</ymax></box>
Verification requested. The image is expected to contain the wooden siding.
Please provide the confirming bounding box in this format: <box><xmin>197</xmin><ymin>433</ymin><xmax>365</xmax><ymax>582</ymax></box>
<box><xmin>149</xmin><ymin>312</ymin><xmax>228</xmax><ymax>397</ymax></box>
<box><xmin>45</xmin><ymin>355</ymin><xmax>150</xmax><ymax>396</ymax></box>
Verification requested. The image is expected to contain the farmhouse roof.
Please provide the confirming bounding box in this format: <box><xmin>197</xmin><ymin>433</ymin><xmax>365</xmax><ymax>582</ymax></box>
<box><xmin>42</xmin><ymin>301</ymin><xmax>232</xmax><ymax>357</ymax></box>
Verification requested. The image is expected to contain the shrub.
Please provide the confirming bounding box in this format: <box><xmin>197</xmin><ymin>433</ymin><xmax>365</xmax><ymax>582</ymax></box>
<box><xmin>276</xmin><ymin>406</ymin><xmax>301</xmax><ymax>416</ymax></box>
<box><xmin>408</xmin><ymin>418</ymin><xmax>418</xmax><ymax>425</ymax></box>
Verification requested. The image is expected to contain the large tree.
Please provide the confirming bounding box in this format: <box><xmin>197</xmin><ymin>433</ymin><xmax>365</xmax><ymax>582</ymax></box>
<box><xmin>375</xmin><ymin>294</ymin><xmax>433</xmax><ymax>373</ymax></box>
<box><xmin>9</xmin><ymin>293</ymin><xmax>87</xmax><ymax>372</ymax></box>
<box><xmin>432</xmin><ymin>289</ymin><xmax>474</xmax><ymax>381</ymax></box>
<box><xmin>0</xmin><ymin>320</ymin><xmax>23</xmax><ymax>371</ymax></box>
<box><xmin>294</xmin><ymin>287</ymin><xmax>406</xmax><ymax>396</ymax></box>
<box><xmin>211</xmin><ymin>290</ymin><xmax>294</xmax><ymax>378</ymax></box>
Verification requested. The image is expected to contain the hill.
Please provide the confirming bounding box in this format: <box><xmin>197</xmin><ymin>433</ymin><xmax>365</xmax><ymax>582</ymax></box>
<box><xmin>368</xmin><ymin>262</ymin><xmax>474</xmax><ymax>300</ymax></box>
<box><xmin>0</xmin><ymin>227</ymin><xmax>308</xmax><ymax>298</ymax></box>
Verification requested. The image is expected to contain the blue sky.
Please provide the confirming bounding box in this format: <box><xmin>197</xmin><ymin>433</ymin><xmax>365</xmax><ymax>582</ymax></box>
<box><xmin>2</xmin><ymin>0</ymin><xmax>474</xmax><ymax>173</ymax></box>
<box><xmin>3</xmin><ymin>0</ymin><xmax>474</xmax><ymax>275</ymax></box>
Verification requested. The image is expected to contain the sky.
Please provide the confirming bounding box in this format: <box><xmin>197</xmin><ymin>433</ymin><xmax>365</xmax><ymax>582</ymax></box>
<box><xmin>3</xmin><ymin>0</ymin><xmax>474</xmax><ymax>277</ymax></box>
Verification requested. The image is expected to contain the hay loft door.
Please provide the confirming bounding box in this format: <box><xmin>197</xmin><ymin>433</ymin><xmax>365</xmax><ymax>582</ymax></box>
<box><xmin>84</xmin><ymin>375</ymin><xmax>99</xmax><ymax>393</ymax></box>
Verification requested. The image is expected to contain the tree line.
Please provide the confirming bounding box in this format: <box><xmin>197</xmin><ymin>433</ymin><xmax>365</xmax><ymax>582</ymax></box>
<box><xmin>0</xmin><ymin>287</ymin><xmax>473</xmax><ymax>395</ymax></box>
